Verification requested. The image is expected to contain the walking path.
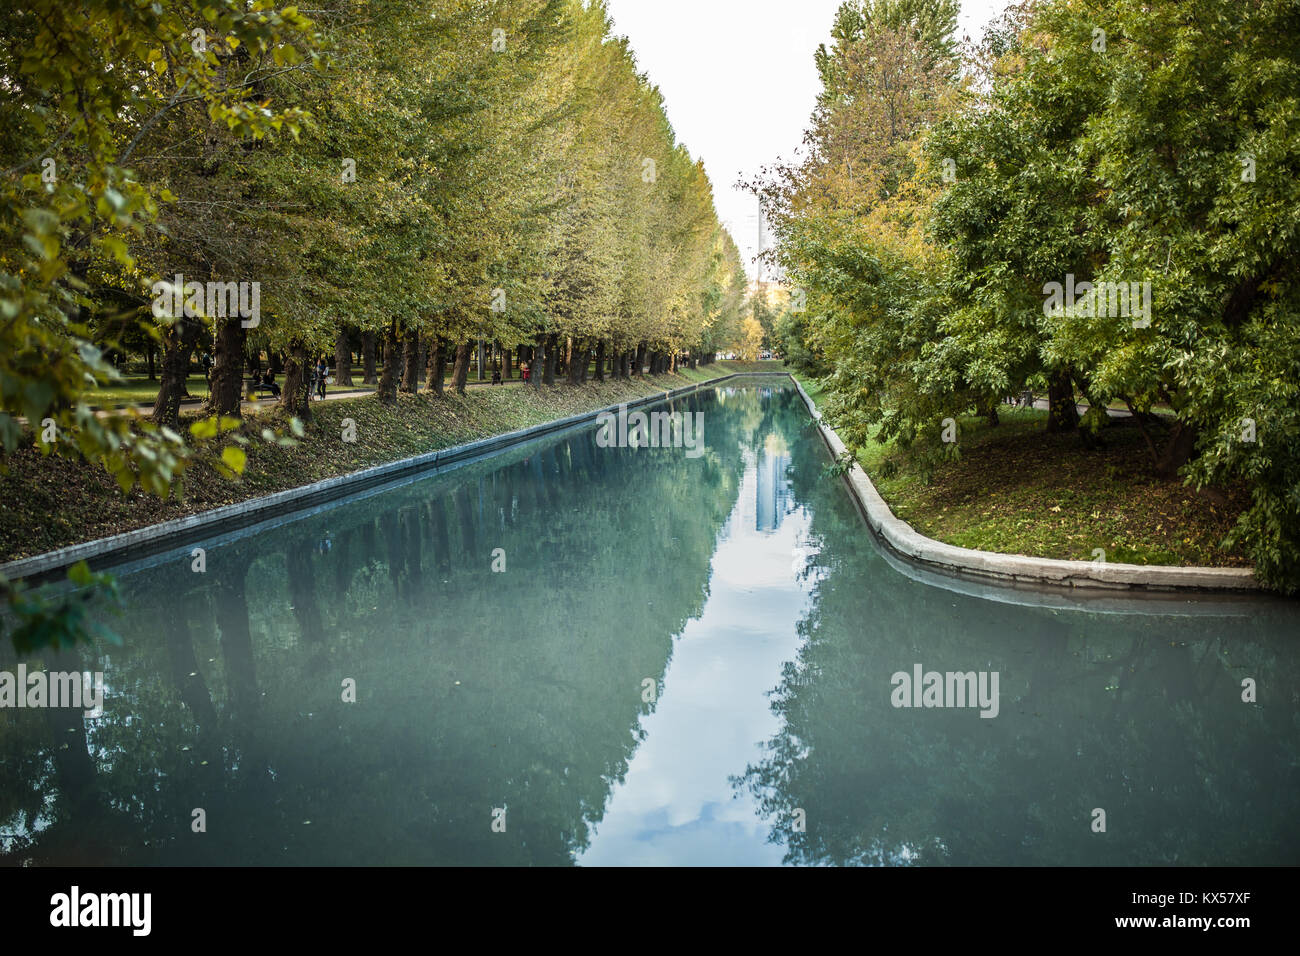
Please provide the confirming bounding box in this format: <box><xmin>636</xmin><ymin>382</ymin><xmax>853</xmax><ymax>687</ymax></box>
<box><xmin>1027</xmin><ymin>398</ymin><xmax>1130</xmax><ymax>418</ymax></box>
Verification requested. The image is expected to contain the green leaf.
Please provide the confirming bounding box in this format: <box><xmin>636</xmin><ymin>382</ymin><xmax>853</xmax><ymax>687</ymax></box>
<box><xmin>67</xmin><ymin>560</ymin><xmax>94</xmax><ymax>587</ymax></box>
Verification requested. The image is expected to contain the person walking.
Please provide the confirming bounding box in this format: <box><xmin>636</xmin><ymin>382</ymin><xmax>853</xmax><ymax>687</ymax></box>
<box><xmin>314</xmin><ymin>356</ymin><xmax>328</xmax><ymax>400</ymax></box>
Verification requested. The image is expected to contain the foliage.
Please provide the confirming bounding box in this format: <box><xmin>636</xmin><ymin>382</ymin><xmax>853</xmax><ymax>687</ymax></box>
<box><xmin>758</xmin><ymin>0</ymin><xmax>1300</xmax><ymax>591</ymax></box>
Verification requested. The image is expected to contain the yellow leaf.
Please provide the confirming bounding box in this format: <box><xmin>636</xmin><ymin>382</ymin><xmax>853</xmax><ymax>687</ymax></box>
<box><xmin>221</xmin><ymin>445</ymin><xmax>247</xmax><ymax>474</ymax></box>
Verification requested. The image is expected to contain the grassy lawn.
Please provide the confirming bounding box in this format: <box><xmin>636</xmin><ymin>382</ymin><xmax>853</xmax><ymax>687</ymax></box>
<box><xmin>90</xmin><ymin>373</ymin><xmax>387</xmax><ymax>408</ymax></box>
<box><xmin>92</xmin><ymin>374</ymin><xmax>210</xmax><ymax>407</ymax></box>
<box><xmin>799</xmin><ymin>382</ymin><xmax>1249</xmax><ymax>568</ymax></box>
<box><xmin>676</xmin><ymin>359</ymin><xmax>786</xmax><ymax>382</ymax></box>
<box><xmin>789</xmin><ymin>370</ymin><xmax>827</xmax><ymax>405</ymax></box>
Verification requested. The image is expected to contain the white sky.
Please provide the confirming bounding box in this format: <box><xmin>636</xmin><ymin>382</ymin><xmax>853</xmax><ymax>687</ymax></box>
<box><xmin>603</xmin><ymin>0</ymin><xmax>1010</xmax><ymax>278</ymax></box>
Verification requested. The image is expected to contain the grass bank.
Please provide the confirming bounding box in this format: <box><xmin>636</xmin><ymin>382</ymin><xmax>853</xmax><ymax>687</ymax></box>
<box><xmin>793</xmin><ymin>373</ymin><xmax>1250</xmax><ymax>568</ymax></box>
<box><xmin>2</xmin><ymin>361</ymin><xmax>782</xmax><ymax>564</ymax></box>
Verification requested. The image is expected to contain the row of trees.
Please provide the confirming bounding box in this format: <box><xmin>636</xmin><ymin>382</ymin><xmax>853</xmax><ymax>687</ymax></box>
<box><xmin>2</xmin><ymin>0</ymin><xmax>750</xmax><ymax>452</ymax></box>
<box><xmin>0</xmin><ymin>0</ymin><xmax>749</xmax><ymax>647</ymax></box>
<box><xmin>120</xmin><ymin>0</ymin><xmax>749</xmax><ymax>424</ymax></box>
<box><xmin>758</xmin><ymin>0</ymin><xmax>1300</xmax><ymax>592</ymax></box>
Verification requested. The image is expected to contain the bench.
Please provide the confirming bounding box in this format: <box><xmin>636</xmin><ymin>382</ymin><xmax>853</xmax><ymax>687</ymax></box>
<box><xmin>245</xmin><ymin>377</ymin><xmax>280</xmax><ymax>400</ymax></box>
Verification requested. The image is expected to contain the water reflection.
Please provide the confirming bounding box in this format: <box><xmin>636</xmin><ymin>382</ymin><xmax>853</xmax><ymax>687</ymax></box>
<box><xmin>579</xmin><ymin>443</ymin><xmax>809</xmax><ymax>865</ymax></box>
<box><xmin>736</xmin><ymin>402</ymin><xmax>1300</xmax><ymax>866</ymax></box>
<box><xmin>1</xmin><ymin>381</ymin><xmax>1297</xmax><ymax>866</ymax></box>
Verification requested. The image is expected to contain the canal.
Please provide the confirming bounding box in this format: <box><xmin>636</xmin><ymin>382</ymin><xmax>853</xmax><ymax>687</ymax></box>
<box><xmin>2</xmin><ymin>378</ymin><xmax>1297</xmax><ymax>865</ymax></box>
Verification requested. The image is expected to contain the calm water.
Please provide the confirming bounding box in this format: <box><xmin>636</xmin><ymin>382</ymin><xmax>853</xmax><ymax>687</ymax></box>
<box><xmin>2</xmin><ymin>380</ymin><xmax>1298</xmax><ymax>866</ymax></box>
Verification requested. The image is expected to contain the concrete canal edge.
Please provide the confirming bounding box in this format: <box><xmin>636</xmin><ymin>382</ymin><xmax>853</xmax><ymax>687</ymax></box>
<box><xmin>2</xmin><ymin>371</ymin><xmax>791</xmax><ymax>584</ymax></box>
<box><xmin>789</xmin><ymin>377</ymin><xmax>1262</xmax><ymax>594</ymax></box>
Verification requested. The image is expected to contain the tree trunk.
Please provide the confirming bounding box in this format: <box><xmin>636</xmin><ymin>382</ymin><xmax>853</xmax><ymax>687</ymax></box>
<box><xmin>634</xmin><ymin>343</ymin><xmax>647</xmax><ymax>376</ymax></box>
<box><xmin>152</xmin><ymin>317</ymin><xmax>201</xmax><ymax>429</ymax></box>
<box><xmin>543</xmin><ymin>333</ymin><xmax>558</xmax><ymax>385</ymax></box>
<box><xmin>567</xmin><ymin>337</ymin><xmax>583</xmax><ymax>385</ymax></box>
<box><xmin>205</xmin><ymin>318</ymin><xmax>245</xmax><ymax>417</ymax></box>
<box><xmin>1045</xmin><ymin>369</ymin><xmax>1079</xmax><ymax>433</ymax></box>
<box><xmin>146</xmin><ymin>340</ymin><xmax>156</xmax><ymax>381</ymax></box>
<box><xmin>401</xmin><ymin>328</ymin><xmax>420</xmax><ymax>393</ymax></box>
<box><xmin>451</xmin><ymin>340</ymin><xmax>472</xmax><ymax>395</ymax></box>
<box><xmin>279</xmin><ymin>339</ymin><xmax>312</xmax><ymax>419</ymax></box>
<box><xmin>1156</xmin><ymin>420</ymin><xmax>1198</xmax><ymax>479</ymax></box>
<box><xmin>504</xmin><ymin>347</ymin><xmax>513</xmax><ymax>380</ymax></box>
<box><xmin>335</xmin><ymin>327</ymin><xmax>354</xmax><ymax>387</ymax></box>
<box><xmin>361</xmin><ymin>330</ymin><xmax>378</xmax><ymax>384</ymax></box>
<box><xmin>377</xmin><ymin>322</ymin><xmax>398</xmax><ymax>405</ymax></box>
<box><xmin>531</xmin><ymin>337</ymin><xmax>545</xmax><ymax>389</ymax></box>
<box><xmin>594</xmin><ymin>340</ymin><xmax>606</xmax><ymax>382</ymax></box>
<box><xmin>425</xmin><ymin>336</ymin><xmax>447</xmax><ymax>395</ymax></box>
<box><xmin>1071</xmin><ymin>374</ymin><xmax>1107</xmax><ymax>449</ymax></box>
